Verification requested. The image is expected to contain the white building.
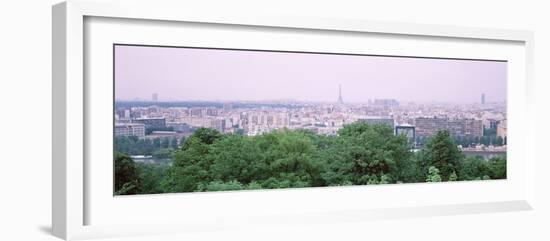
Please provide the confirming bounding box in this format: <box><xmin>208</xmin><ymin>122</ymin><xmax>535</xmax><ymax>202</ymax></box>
<box><xmin>497</xmin><ymin>119</ymin><xmax>507</xmax><ymax>139</ymax></box>
<box><xmin>114</xmin><ymin>123</ymin><xmax>145</xmax><ymax>137</ymax></box>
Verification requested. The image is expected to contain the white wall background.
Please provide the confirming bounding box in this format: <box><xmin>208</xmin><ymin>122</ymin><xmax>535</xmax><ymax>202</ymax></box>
<box><xmin>0</xmin><ymin>0</ymin><xmax>548</xmax><ymax>240</ymax></box>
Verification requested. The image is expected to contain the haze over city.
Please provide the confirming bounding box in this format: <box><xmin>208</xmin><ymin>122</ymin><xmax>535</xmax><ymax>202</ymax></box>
<box><xmin>114</xmin><ymin>45</ymin><xmax>507</xmax><ymax>104</ymax></box>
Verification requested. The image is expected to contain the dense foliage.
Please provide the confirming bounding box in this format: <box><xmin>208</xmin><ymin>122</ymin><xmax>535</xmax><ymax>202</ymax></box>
<box><xmin>114</xmin><ymin>135</ymin><xmax>183</xmax><ymax>157</ymax></box>
<box><xmin>114</xmin><ymin>152</ymin><xmax>140</xmax><ymax>195</ymax></box>
<box><xmin>114</xmin><ymin>152</ymin><xmax>170</xmax><ymax>195</ymax></box>
<box><xmin>114</xmin><ymin>122</ymin><xmax>507</xmax><ymax>195</ymax></box>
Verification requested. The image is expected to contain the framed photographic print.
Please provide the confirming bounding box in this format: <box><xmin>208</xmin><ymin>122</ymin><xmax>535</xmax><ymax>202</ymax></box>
<box><xmin>52</xmin><ymin>0</ymin><xmax>535</xmax><ymax>240</ymax></box>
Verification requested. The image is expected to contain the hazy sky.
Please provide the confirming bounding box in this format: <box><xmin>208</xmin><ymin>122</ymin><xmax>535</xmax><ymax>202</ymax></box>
<box><xmin>114</xmin><ymin>45</ymin><xmax>507</xmax><ymax>104</ymax></box>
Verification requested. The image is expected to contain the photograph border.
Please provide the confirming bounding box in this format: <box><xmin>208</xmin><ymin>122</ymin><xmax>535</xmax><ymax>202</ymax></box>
<box><xmin>113</xmin><ymin>42</ymin><xmax>510</xmax><ymax>62</ymax></box>
<box><xmin>53</xmin><ymin>1</ymin><xmax>535</xmax><ymax>240</ymax></box>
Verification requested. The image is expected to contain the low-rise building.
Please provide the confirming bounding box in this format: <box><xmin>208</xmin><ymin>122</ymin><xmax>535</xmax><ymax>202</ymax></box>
<box><xmin>415</xmin><ymin>117</ymin><xmax>483</xmax><ymax>138</ymax></box>
<box><xmin>114</xmin><ymin>123</ymin><xmax>145</xmax><ymax>137</ymax></box>
<box><xmin>132</xmin><ymin>117</ymin><xmax>166</xmax><ymax>128</ymax></box>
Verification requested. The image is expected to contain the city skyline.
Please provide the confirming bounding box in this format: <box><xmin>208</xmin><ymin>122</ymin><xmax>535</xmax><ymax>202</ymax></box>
<box><xmin>115</xmin><ymin>45</ymin><xmax>507</xmax><ymax>104</ymax></box>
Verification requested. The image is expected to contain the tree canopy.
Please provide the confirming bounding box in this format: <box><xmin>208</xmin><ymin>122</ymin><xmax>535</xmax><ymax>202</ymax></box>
<box><xmin>114</xmin><ymin>152</ymin><xmax>140</xmax><ymax>195</ymax></box>
<box><xmin>114</xmin><ymin>123</ymin><xmax>507</xmax><ymax>195</ymax></box>
<box><xmin>418</xmin><ymin>130</ymin><xmax>463</xmax><ymax>181</ymax></box>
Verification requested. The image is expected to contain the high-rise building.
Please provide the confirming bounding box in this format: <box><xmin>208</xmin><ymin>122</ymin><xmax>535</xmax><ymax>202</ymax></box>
<box><xmin>481</xmin><ymin>93</ymin><xmax>486</xmax><ymax>104</ymax></box>
<box><xmin>152</xmin><ymin>93</ymin><xmax>158</xmax><ymax>102</ymax></box>
<box><xmin>337</xmin><ymin>84</ymin><xmax>344</xmax><ymax>104</ymax></box>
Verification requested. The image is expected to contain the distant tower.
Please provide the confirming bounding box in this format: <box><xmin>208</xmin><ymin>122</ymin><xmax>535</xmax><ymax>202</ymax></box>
<box><xmin>152</xmin><ymin>93</ymin><xmax>158</xmax><ymax>102</ymax></box>
<box><xmin>481</xmin><ymin>93</ymin><xmax>486</xmax><ymax>105</ymax></box>
<box><xmin>337</xmin><ymin>84</ymin><xmax>344</xmax><ymax>104</ymax></box>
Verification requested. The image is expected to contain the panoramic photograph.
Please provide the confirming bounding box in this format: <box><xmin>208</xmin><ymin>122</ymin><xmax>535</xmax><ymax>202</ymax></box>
<box><xmin>113</xmin><ymin>44</ymin><xmax>507</xmax><ymax>195</ymax></box>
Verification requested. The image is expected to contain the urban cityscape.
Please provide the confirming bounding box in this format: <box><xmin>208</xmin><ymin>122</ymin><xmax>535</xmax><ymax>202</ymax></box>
<box><xmin>113</xmin><ymin>45</ymin><xmax>507</xmax><ymax>195</ymax></box>
<box><xmin>115</xmin><ymin>89</ymin><xmax>507</xmax><ymax>156</ymax></box>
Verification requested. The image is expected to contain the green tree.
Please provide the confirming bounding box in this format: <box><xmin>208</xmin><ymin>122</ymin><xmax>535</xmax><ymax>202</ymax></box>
<box><xmin>487</xmin><ymin>156</ymin><xmax>506</xmax><ymax>179</ymax></box>
<box><xmin>449</xmin><ymin>171</ymin><xmax>458</xmax><ymax>181</ymax></box>
<box><xmin>426</xmin><ymin>166</ymin><xmax>442</xmax><ymax>182</ymax></box>
<box><xmin>198</xmin><ymin>180</ymin><xmax>244</xmax><ymax>192</ymax></box>
<box><xmin>322</xmin><ymin>122</ymin><xmax>411</xmax><ymax>185</ymax></box>
<box><xmin>170</xmin><ymin>137</ymin><xmax>179</xmax><ymax>149</ymax></box>
<box><xmin>459</xmin><ymin>156</ymin><xmax>490</xmax><ymax>181</ymax></box>
<box><xmin>162</xmin><ymin>128</ymin><xmax>223</xmax><ymax>192</ymax></box>
<box><xmin>208</xmin><ymin>134</ymin><xmax>265</xmax><ymax>184</ymax></box>
<box><xmin>115</xmin><ymin>136</ymin><xmax>177</xmax><ymax>156</ymax></box>
<box><xmin>152</xmin><ymin>148</ymin><xmax>174</xmax><ymax>159</ymax></box>
<box><xmin>246</xmin><ymin>181</ymin><xmax>262</xmax><ymax>190</ymax></box>
<box><xmin>114</xmin><ymin>152</ymin><xmax>140</xmax><ymax>195</ymax></box>
<box><xmin>379</xmin><ymin>174</ymin><xmax>392</xmax><ymax>184</ymax></box>
<box><xmin>191</xmin><ymin>128</ymin><xmax>223</xmax><ymax>145</ymax></box>
<box><xmin>141</xmin><ymin>124</ymin><xmax>503</xmax><ymax>195</ymax></box>
<box><xmin>419</xmin><ymin>130</ymin><xmax>463</xmax><ymax>181</ymax></box>
<box><xmin>136</xmin><ymin>162</ymin><xmax>169</xmax><ymax>194</ymax></box>
<box><xmin>179</xmin><ymin>136</ymin><xmax>186</xmax><ymax>148</ymax></box>
<box><xmin>391</xmin><ymin>150</ymin><xmax>423</xmax><ymax>183</ymax></box>
<box><xmin>258</xmin><ymin>130</ymin><xmax>324</xmax><ymax>188</ymax></box>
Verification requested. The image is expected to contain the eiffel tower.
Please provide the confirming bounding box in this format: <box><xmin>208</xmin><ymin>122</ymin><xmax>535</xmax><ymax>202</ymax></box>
<box><xmin>337</xmin><ymin>84</ymin><xmax>344</xmax><ymax>104</ymax></box>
